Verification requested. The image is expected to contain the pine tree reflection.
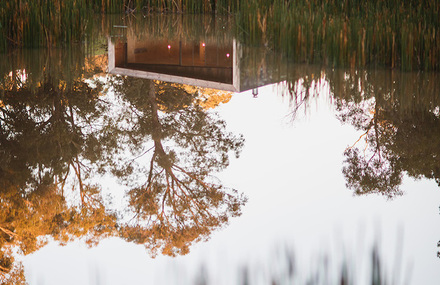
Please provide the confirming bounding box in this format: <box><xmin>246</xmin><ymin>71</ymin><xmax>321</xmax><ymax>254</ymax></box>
<box><xmin>111</xmin><ymin>77</ymin><xmax>246</xmax><ymax>257</ymax></box>
<box><xmin>0</xmin><ymin>69</ymin><xmax>246</xmax><ymax>282</ymax></box>
<box><xmin>328</xmin><ymin>70</ymin><xmax>440</xmax><ymax>198</ymax></box>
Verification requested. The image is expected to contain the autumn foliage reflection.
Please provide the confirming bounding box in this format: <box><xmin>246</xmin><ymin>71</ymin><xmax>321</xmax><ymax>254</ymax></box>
<box><xmin>0</xmin><ymin>68</ymin><xmax>118</xmax><ymax>282</ymax></box>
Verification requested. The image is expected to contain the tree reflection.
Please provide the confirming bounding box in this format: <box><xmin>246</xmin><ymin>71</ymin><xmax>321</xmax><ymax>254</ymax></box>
<box><xmin>0</xmin><ymin>69</ymin><xmax>119</xmax><ymax>282</ymax></box>
<box><xmin>328</xmin><ymin>70</ymin><xmax>440</xmax><ymax>198</ymax></box>
<box><xmin>284</xmin><ymin>68</ymin><xmax>440</xmax><ymax>259</ymax></box>
<box><xmin>0</xmin><ymin>65</ymin><xmax>246</xmax><ymax>281</ymax></box>
<box><xmin>111</xmin><ymin>77</ymin><xmax>246</xmax><ymax>256</ymax></box>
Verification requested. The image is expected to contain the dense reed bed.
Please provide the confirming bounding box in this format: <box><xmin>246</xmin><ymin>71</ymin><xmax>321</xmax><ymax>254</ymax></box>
<box><xmin>0</xmin><ymin>0</ymin><xmax>236</xmax><ymax>51</ymax></box>
<box><xmin>1</xmin><ymin>0</ymin><xmax>439</xmax><ymax>71</ymax></box>
<box><xmin>135</xmin><ymin>0</ymin><xmax>239</xmax><ymax>14</ymax></box>
<box><xmin>235</xmin><ymin>0</ymin><xmax>440</xmax><ymax>71</ymax></box>
<box><xmin>0</xmin><ymin>1</ymin><xmax>95</xmax><ymax>50</ymax></box>
<box><xmin>119</xmin><ymin>13</ymin><xmax>234</xmax><ymax>44</ymax></box>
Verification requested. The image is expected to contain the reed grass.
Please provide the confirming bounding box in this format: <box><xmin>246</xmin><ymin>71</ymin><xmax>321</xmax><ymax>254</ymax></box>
<box><xmin>0</xmin><ymin>0</ymin><xmax>106</xmax><ymax>51</ymax></box>
<box><xmin>127</xmin><ymin>0</ymin><xmax>239</xmax><ymax>14</ymax></box>
<box><xmin>1</xmin><ymin>0</ymin><xmax>439</xmax><ymax>71</ymax></box>
<box><xmin>0</xmin><ymin>0</ymin><xmax>237</xmax><ymax>51</ymax></box>
<box><xmin>118</xmin><ymin>14</ymin><xmax>234</xmax><ymax>44</ymax></box>
<box><xmin>191</xmin><ymin>244</ymin><xmax>400</xmax><ymax>285</ymax></box>
<box><xmin>235</xmin><ymin>0</ymin><xmax>440</xmax><ymax>71</ymax></box>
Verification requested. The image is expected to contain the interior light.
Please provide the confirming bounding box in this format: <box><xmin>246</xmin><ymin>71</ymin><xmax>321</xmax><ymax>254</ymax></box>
<box><xmin>167</xmin><ymin>45</ymin><xmax>171</xmax><ymax>49</ymax></box>
<box><xmin>202</xmin><ymin>43</ymin><xmax>206</xmax><ymax>47</ymax></box>
<box><xmin>226</xmin><ymin>53</ymin><xmax>230</xmax><ymax>58</ymax></box>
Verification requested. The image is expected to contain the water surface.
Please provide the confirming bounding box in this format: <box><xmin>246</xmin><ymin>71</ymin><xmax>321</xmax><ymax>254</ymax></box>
<box><xmin>1</xmin><ymin>14</ymin><xmax>440</xmax><ymax>285</ymax></box>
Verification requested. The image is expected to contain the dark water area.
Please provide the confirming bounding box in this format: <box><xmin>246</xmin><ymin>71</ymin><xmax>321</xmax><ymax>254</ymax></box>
<box><xmin>1</xmin><ymin>13</ymin><xmax>440</xmax><ymax>285</ymax></box>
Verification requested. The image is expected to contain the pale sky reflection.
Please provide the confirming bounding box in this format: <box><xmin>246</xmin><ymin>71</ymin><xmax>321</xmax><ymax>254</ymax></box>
<box><xmin>24</xmin><ymin>82</ymin><xmax>440</xmax><ymax>285</ymax></box>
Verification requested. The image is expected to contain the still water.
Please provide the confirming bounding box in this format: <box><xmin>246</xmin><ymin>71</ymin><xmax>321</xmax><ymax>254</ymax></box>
<box><xmin>1</xmin><ymin>15</ymin><xmax>440</xmax><ymax>285</ymax></box>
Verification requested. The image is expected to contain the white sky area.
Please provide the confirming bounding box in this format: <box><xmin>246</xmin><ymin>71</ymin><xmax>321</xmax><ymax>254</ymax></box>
<box><xmin>23</xmin><ymin>81</ymin><xmax>440</xmax><ymax>285</ymax></box>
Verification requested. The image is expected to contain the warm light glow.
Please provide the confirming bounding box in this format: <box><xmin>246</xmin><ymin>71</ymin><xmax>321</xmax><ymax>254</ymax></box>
<box><xmin>226</xmin><ymin>53</ymin><xmax>230</xmax><ymax>58</ymax></box>
<box><xmin>8</xmin><ymin>69</ymin><xmax>28</xmax><ymax>88</ymax></box>
<box><xmin>202</xmin><ymin>43</ymin><xmax>206</xmax><ymax>47</ymax></box>
<box><xmin>167</xmin><ymin>45</ymin><xmax>171</xmax><ymax>49</ymax></box>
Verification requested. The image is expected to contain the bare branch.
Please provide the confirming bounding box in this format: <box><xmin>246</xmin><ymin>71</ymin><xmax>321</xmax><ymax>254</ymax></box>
<box><xmin>0</xmin><ymin>226</ymin><xmax>17</xmax><ymax>237</ymax></box>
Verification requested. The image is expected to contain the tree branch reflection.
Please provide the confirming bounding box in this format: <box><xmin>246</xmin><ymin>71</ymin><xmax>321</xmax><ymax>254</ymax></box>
<box><xmin>328</xmin><ymin>70</ymin><xmax>440</xmax><ymax>198</ymax></box>
<box><xmin>110</xmin><ymin>77</ymin><xmax>246</xmax><ymax>256</ymax></box>
<box><xmin>0</xmin><ymin>65</ymin><xmax>246</xmax><ymax>281</ymax></box>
